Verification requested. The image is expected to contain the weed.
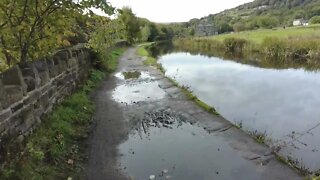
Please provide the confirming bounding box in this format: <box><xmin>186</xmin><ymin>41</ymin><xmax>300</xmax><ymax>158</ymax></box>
<box><xmin>248</xmin><ymin>130</ymin><xmax>267</xmax><ymax>144</ymax></box>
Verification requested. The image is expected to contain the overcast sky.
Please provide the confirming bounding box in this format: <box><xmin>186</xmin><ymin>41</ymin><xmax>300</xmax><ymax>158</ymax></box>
<box><xmin>107</xmin><ymin>0</ymin><xmax>254</xmax><ymax>23</ymax></box>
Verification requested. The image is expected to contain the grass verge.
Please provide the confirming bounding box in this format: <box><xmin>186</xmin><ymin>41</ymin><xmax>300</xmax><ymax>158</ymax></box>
<box><xmin>136</xmin><ymin>46</ymin><xmax>157</xmax><ymax>66</ymax></box>
<box><xmin>0</xmin><ymin>48</ymin><xmax>125</xmax><ymax>179</ymax></box>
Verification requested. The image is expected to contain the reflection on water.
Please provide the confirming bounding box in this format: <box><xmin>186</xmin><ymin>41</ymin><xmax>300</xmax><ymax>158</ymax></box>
<box><xmin>112</xmin><ymin>71</ymin><xmax>166</xmax><ymax>104</ymax></box>
<box><xmin>118</xmin><ymin>109</ymin><xmax>260</xmax><ymax>180</ymax></box>
<box><xmin>149</xmin><ymin>41</ymin><xmax>320</xmax><ymax>71</ymax></box>
<box><xmin>159</xmin><ymin>52</ymin><xmax>320</xmax><ymax>171</ymax></box>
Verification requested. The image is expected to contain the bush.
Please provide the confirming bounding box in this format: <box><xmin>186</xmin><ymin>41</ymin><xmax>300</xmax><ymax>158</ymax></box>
<box><xmin>223</xmin><ymin>38</ymin><xmax>248</xmax><ymax>53</ymax></box>
<box><xmin>261</xmin><ymin>37</ymin><xmax>287</xmax><ymax>59</ymax></box>
<box><xmin>309</xmin><ymin>16</ymin><xmax>320</xmax><ymax>24</ymax></box>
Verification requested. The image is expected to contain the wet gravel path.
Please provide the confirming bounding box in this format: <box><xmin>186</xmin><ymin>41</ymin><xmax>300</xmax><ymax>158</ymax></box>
<box><xmin>85</xmin><ymin>47</ymin><xmax>302</xmax><ymax>180</ymax></box>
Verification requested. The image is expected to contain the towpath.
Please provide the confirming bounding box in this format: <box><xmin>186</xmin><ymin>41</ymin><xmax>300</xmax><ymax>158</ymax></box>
<box><xmin>86</xmin><ymin>47</ymin><xmax>301</xmax><ymax>180</ymax></box>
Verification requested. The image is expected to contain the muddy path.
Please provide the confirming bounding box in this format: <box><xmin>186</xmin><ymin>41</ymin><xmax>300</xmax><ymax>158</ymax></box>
<box><xmin>85</xmin><ymin>47</ymin><xmax>301</xmax><ymax>180</ymax></box>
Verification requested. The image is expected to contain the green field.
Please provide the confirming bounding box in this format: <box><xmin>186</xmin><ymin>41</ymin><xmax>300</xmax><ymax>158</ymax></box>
<box><xmin>208</xmin><ymin>25</ymin><xmax>320</xmax><ymax>44</ymax></box>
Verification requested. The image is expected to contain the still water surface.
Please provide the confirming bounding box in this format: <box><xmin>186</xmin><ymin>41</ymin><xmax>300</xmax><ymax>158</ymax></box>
<box><xmin>159</xmin><ymin>52</ymin><xmax>320</xmax><ymax>171</ymax></box>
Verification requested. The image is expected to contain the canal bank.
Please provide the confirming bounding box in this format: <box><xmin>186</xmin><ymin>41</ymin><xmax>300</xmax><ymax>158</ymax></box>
<box><xmin>86</xmin><ymin>46</ymin><xmax>301</xmax><ymax>179</ymax></box>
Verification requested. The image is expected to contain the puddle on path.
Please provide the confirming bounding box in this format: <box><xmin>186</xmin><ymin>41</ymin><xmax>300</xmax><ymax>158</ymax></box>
<box><xmin>112</xmin><ymin>71</ymin><xmax>166</xmax><ymax>104</ymax></box>
<box><xmin>118</xmin><ymin>109</ymin><xmax>259</xmax><ymax>180</ymax></box>
<box><xmin>115</xmin><ymin>71</ymin><xmax>151</xmax><ymax>81</ymax></box>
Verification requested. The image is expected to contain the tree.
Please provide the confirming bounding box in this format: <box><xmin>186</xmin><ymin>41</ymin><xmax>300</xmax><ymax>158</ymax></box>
<box><xmin>140</xmin><ymin>24</ymin><xmax>151</xmax><ymax>42</ymax></box>
<box><xmin>87</xmin><ymin>17</ymin><xmax>124</xmax><ymax>54</ymax></box>
<box><xmin>233</xmin><ymin>22</ymin><xmax>245</xmax><ymax>32</ymax></box>
<box><xmin>0</xmin><ymin>0</ymin><xmax>114</xmax><ymax>66</ymax></box>
<box><xmin>309</xmin><ymin>16</ymin><xmax>320</xmax><ymax>24</ymax></box>
<box><xmin>118</xmin><ymin>7</ymin><xmax>140</xmax><ymax>44</ymax></box>
<box><xmin>257</xmin><ymin>16</ymin><xmax>278</xmax><ymax>28</ymax></box>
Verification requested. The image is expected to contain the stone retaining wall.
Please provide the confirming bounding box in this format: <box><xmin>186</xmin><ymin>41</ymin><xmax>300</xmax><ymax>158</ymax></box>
<box><xmin>0</xmin><ymin>44</ymin><xmax>93</xmax><ymax>144</ymax></box>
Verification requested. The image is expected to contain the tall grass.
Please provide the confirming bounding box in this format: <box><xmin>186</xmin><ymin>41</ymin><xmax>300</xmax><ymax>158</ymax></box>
<box><xmin>173</xmin><ymin>33</ymin><xmax>320</xmax><ymax>67</ymax></box>
<box><xmin>210</xmin><ymin>25</ymin><xmax>320</xmax><ymax>44</ymax></box>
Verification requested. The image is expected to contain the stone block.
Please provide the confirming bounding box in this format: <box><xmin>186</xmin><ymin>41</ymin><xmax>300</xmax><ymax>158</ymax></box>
<box><xmin>66</xmin><ymin>49</ymin><xmax>72</xmax><ymax>59</ymax></box>
<box><xmin>40</xmin><ymin>92</ymin><xmax>49</xmax><ymax>111</ymax></box>
<box><xmin>48</xmin><ymin>86</ymin><xmax>57</xmax><ymax>99</ymax></box>
<box><xmin>0</xmin><ymin>109</ymin><xmax>12</xmax><ymax>123</ymax></box>
<box><xmin>18</xmin><ymin>105</ymin><xmax>35</xmax><ymax>134</ymax></box>
<box><xmin>11</xmin><ymin>101</ymin><xmax>24</xmax><ymax>113</ymax></box>
<box><xmin>46</xmin><ymin>58</ymin><xmax>56</xmax><ymax>78</ymax></box>
<box><xmin>23</xmin><ymin>90</ymin><xmax>41</xmax><ymax>105</ymax></box>
<box><xmin>41</xmin><ymin>83</ymin><xmax>51</xmax><ymax>94</ymax></box>
<box><xmin>33</xmin><ymin>59</ymin><xmax>48</xmax><ymax>72</ymax></box>
<box><xmin>72</xmin><ymin>50</ymin><xmax>77</xmax><ymax>58</ymax></box>
<box><xmin>7</xmin><ymin>114</ymin><xmax>23</xmax><ymax>136</ymax></box>
<box><xmin>5</xmin><ymin>85</ymin><xmax>24</xmax><ymax>105</ymax></box>
<box><xmin>0</xmin><ymin>79</ymin><xmax>9</xmax><ymax>109</ymax></box>
<box><xmin>23</xmin><ymin>76</ymin><xmax>36</xmax><ymax>92</ymax></box>
<box><xmin>58</xmin><ymin>56</ymin><xmax>68</xmax><ymax>72</ymax></box>
<box><xmin>0</xmin><ymin>119</ymin><xmax>9</xmax><ymax>134</ymax></box>
<box><xmin>1</xmin><ymin>66</ymin><xmax>27</xmax><ymax>95</ymax></box>
<box><xmin>33</xmin><ymin>60</ymin><xmax>50</xmax><ymax>86</ymax></box>
<box><xmin>19</xmin><ymin>63</ymin><xmax>40</xmax><ymax>91</ymax></box>
<box><xmin>67</xmin><ymin>57</ymin><xmax>78</xmax><ymax>68</ymax></box>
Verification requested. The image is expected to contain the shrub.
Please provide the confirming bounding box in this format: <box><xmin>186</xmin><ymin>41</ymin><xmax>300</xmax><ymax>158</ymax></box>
<box><xmin>309</xmin><ymin>16</ymin><xmax>320</xmax><ymax>25</ymax></box>
<box><xmin>223</xmin><ymin>38</ymin><xmax>248</xmax><ymax>53</ymax></box>
<box><xmin>261</xmin><ymin>37</ymin><xmax>287</xmax><ymax>59</ymax></box>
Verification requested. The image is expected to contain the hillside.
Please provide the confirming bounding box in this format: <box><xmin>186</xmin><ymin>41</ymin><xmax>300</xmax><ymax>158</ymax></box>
<box><xmin>187</xmin><ymin>0</ymin><xmax>320</xmax><ymax>34</ymax></box>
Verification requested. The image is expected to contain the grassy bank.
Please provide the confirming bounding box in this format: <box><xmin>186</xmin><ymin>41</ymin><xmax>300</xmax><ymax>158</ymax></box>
<box><xmin>136</xmin><ymin>45</ymin><xmax>157</xmax><ymax>66</ymax></box>
<box><xmin>136</xmin><ymin>45</ymin><xmax>219</xmax><ymax>115</ymax></box>
<box><xmin>0</xmin><ymin>48</ymin><xmax>125</xmax><ymax>179</ymax></box>
<box><xmin>210</xmin><ymin>25</ymin><xmax>320</xmax><ymax>44</ymax></box>
<box><xmin>174</xmin><ymin>26</ymin><xmax>320</xmax><ymax>66</ymax></box>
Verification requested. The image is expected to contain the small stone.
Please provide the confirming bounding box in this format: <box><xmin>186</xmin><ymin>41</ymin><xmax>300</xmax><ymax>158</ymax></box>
<box><xmin>149</xmin><ymin>175</ymin><xmax>156</xmax><ymax>180</ymax></box>
<box><xmin>165</xmin><ymin>176</ymin><xmax>172</xmax><ymax>179</ymax></box>
<box><xmin>67</xmin><ymin>159</ymin><xmax>74</xmax><ymax>165</ymax></box>
<box><xmin>67</xmin><ymin>177</ymin><xmax>72</xmax><ymax>180</ymax></box>
<box><xmin>162</xmin><ymin>169</ymin><xmax>169</xmax><ymax>174</ymax></box>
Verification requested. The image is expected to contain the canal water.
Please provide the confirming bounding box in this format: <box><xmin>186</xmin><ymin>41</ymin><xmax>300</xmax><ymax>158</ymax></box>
<box><xmin>157</xmin><ymin>51</ymin><xmax>320</xmax><ymax>172</ymax></box>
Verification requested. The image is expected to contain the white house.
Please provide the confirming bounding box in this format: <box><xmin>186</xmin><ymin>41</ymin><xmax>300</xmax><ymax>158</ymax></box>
<box><xmin>293</xmin><ymin>19</ymin><xmax>308</xmax><ymax>26</ymax></box>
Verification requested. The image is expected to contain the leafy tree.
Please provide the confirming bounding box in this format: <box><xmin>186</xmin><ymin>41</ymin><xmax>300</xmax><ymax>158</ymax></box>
<box><xmin>257</xmin><ymin>16</ymin><xmax>278</xmax><ymax>28</ymax></box>
<box><xmin>147</xmin><ymin>23</ymin><xmax>159</xmax><ymax>41</ymax></box>
<box><xmin>0</xmin><ymin>0</ymin><xmax>114</xmax><ymax>66</ymax></box>
<box><xmin>118</xmin><ymin>7</ymin><xmax>140</xmax><ymax>44</ymax></box>
<box><xmin>217</xmin><ymin>22</ymin><xmax>232</xmax><ymax>34</ymax></box>
<box><xmin>87</xmin><ymin>17</ymin><xmax>124</xmax><ymax>54</ymax></box>
<box><xmin>140</xmin><ymin>24</ymin><xmax>151</xmax><ymax>42</ymax></box>
<box><xmin>309</xmin><ymin>16</ymin><xmax>320</xmax><ymax>24</ymax></box>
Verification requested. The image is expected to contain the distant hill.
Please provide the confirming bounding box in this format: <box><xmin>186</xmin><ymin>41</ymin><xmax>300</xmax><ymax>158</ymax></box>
<box><xmin>187</xmin><ymin>0</ymin><xmax>320</xmax><ymax>34</ymax></box>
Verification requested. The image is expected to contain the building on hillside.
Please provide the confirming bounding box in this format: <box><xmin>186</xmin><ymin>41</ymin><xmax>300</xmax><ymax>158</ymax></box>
<box><xmin>293</xmin><ymin>19</ymin><xmax>309</xmax><ymax>26</ymax></box>
<box><xmin>195</xmin><ymin>23</ymin><xmax>218</xmax><ymax>36</ymax></box>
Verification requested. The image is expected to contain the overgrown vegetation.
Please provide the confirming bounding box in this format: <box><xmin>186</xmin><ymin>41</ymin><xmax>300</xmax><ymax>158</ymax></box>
<box><xmin>173</xmin><ymin>26</ymin><xmax>320</xmax><ymax>67</ymax></box>
<box><xmin>0</xmin><ymin>48</ymin><xmax>125</xmax><ymax>179</ymax></box>
<box><xmin>210</xmin><ymin>25</ymin><xmax>320</xmax><ymax>44</ymax></box>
